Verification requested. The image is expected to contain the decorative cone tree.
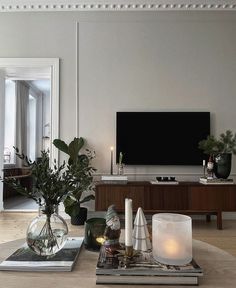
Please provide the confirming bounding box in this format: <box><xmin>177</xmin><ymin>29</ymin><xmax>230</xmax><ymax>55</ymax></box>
<box><xmin>133</xmin><ymin>207</ymin><xmax>151</xmax><ymax>251</ymax></box>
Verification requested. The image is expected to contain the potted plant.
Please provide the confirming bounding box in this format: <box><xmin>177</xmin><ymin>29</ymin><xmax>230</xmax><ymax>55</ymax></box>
<box><xmin>53</xmin><ymin>137</ymin><xmax>96</xmax><ymax>225</ymax></box>
<box><xmin>198</xmin><ymin>130</ymin><xmax>236</xmax><ymax>179</ymax></box>
<box><xmin>1</xmin><ymin>148</ymin><xmax>69</xmax><ymax>256</ymax></box>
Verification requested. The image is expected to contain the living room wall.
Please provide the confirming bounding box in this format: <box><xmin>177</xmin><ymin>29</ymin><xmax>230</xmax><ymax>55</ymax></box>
<box><xmin>78</xmin><ymin>12</ymin><xmax>236</xmax><ymax>181</ymax></box>
<box><xmin>0</xmin><ymin>11</ymin><xmax>236</xmax><ymax>183</ymax></box>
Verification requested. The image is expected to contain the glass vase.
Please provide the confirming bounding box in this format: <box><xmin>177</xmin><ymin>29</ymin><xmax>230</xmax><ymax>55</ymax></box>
<box><xmin>117</xmin><ymin>163</ymin><xmax>124</xmax><ymax>175</ymax></box>
<box><xmin>26</xmin><ymin>204</ymin><xmax>68</xmax><ymax>256</ymax></box>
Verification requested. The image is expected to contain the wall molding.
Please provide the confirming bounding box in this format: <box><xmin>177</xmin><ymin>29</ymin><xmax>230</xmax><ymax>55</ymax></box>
<box><xmin>0</xmin><ymin>1</ymin><xmax>236</xmax><ymax>12</ymax></box>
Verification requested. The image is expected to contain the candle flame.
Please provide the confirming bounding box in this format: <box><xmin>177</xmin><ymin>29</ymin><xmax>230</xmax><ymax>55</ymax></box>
<box><xmin>110</xmin><ymin>146</ymin><xmax>114</xmax><ymax>151</ymax></box>
<box><xmin>96</xmin><ymin>236</ymin><xmax>105</xmax><ymax>244</ymax></box>
<box><xmin>164</xmin><ymin>239</ymin><xmax>179</xmax><ymax>256</ymax></box>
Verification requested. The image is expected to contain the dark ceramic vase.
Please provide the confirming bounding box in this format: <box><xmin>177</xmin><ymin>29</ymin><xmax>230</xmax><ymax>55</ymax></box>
<box><xmin>70</xmin><ymin>207</ymin><xmax>88</xmax><ymax>225</ymax></box>
<box><xmin>214</xmin><ymin>153</ymin><xmax>232</xmax><ymax>179</ymax></box>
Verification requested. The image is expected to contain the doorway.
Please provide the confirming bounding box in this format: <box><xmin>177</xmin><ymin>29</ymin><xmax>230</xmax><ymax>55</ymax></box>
<box><xmin>0</xmin><ymin>58</ymin><xmax>59</xmax><ymax>212</ymax></box>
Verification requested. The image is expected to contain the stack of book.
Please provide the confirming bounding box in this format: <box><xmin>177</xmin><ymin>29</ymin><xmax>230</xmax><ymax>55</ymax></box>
<box><xmin>0</xmin><ymin>237</ymin><xmax>84</xmax><ymax>272</ymax></box>
<box><xmin>96</xmin><ymin>246</ymin><xmax>203</xmax><ymax>285</ymax></box>
<box><xmin>101</xmin><ymin>175</ymin><xmax>128</xmax><ymax>184</ymax></box>
<box><xmin>199</xmin><ymin>177</ymin><xmax>234</xmax><ymax>185</ymax></box>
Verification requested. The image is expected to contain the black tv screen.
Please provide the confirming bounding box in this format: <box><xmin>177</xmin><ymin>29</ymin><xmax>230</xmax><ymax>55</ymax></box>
<box><xmin>116</xmin><ymin>112</ymin><xmax>210</xmax><ymax>165</ymax></box>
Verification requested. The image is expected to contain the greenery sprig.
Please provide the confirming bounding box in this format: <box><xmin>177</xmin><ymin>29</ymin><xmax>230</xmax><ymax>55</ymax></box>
<box><xmin>1</xmin><ymin>148</ymin><xmax>69</xmax><ymax>215</ymax></box>
<box><xmin>199</xmin><ymin>130</ymin><xmax>236</xmax><ymax>156</ymax></box>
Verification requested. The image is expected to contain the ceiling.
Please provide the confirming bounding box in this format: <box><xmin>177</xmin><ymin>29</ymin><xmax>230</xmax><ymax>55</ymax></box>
<box><xmin>2</xmin><ymin>66</ymin><xmax>51</xmax><ymax>80</ymax></box>
<box><xmin>2</xmin><ymin>66</ymin><xmax>51</xmax><ymax>94</ymax></box>
<box><xmin>28</xmin><ymin>80</ymin><xmax>51</xmax><ymax>94</ymax></box>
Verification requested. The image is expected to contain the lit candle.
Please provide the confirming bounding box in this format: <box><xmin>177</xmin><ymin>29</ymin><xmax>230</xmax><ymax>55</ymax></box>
<box><xmin>152</xmin><ymin>213</ymin><xmax>192</xmax><ymax>265</ymax></box>
<box><xmin>110</xmin><ymin>146</ymin><xmax>114</xmax><ymax>175</ymax></box>
<box><xmin>203</xmin><ymin>159</ymin><xmax>206</xmax><ymax>177</ymax></box>
<box><xmin>163</xmin><ymin>238</ymin><xmax>180</xmax><ymax>257</ymax></box>
<box><xmin>125</xmin><ymin>198</ymin><xmax>133</xmax><ymax>247</ymax></box>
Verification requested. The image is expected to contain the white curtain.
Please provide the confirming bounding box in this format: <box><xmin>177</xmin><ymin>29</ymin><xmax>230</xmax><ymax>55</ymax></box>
<box><xmin>15</xmin><ymin>81</ymin><xmax>29</xmax><ymax>167</ymax></box>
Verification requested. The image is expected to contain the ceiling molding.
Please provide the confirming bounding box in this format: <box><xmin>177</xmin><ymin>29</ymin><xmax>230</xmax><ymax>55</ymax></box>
<box><xmin>0</xmin><ymin>1</ymin><xmax>236</xmax><ymax>12</ymax></box>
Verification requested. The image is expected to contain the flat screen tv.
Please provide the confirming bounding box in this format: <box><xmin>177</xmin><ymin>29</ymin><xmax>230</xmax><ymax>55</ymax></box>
<box><xmin>116</xmin><ymin>112</ymin><xmax>210</xmax><ymax>165</ymax></box>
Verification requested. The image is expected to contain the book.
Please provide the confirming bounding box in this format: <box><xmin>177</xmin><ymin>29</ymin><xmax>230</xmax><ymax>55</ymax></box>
<box><xmin>96</xmin><ymin>245</ymin><xmax>203</xmax><ymax>285</ymax></box>
<box><xmin>0</xmin><ymin>237</ymin><xmax>84</xmax><ymax>272</ymax></box>
<box><xmin>150</xmin><ymin>180</ymin><xmax>179</xmax><ymax>185</ymax></box>
<box><xmin>199</xmin><ymin>177</ymin><xmax>234</xmax><ymax>185</ymax></box>
<box><xmin>101</xmin><ymin>175</ymin><xmax>128</xmax><ymax>184</ymax></box>
<box><xmin>101</xmin><ymin>175</ymin><xmax>128</xmax><ymax>181</ymax></box>
<box><xmin>96</xmin><ymin>274</ymin><xmax>199</xmax><ymax>285</ymax></box>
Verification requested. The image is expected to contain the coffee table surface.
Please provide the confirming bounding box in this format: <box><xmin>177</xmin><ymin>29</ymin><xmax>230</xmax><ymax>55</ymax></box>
<box><xmin>0</xmin><ymin>238</ymin><xmax>236</xmax><ymax>288</ymax></box>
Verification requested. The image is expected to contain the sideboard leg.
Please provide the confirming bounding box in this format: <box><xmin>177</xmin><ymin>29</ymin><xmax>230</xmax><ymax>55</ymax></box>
<box><xmin>217</xmin><ymin>211</ymin><xmax>222</xmax><ymax>230</ymax></box>
<box><xmin>206</xmin><ymin>214</ymin><xmax>211</xmax><ymax>222</ymax></box>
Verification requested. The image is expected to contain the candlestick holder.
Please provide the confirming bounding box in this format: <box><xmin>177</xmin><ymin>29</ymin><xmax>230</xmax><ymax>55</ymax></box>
<box><xmin>125</xmin><ymin>245</ymin><xmax>134</xmax><ymax>258</ymax></box>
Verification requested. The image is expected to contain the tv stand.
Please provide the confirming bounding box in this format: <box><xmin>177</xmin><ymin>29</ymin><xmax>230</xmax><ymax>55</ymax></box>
<box><xmin>95</xmin><ymin>181</ymin><xmax>236</xmax><ymax>229</ymax></box>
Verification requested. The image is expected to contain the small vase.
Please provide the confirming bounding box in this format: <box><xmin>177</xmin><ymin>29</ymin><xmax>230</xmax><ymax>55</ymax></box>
<box><xmin>26</xmin><ymin>204</ymin><xmax>68</xmax><ymax>256</ymax></box>
<box><xmin>117</xmin><ymin>163</ymin><xmax>124</xmax><ymax>175</ymax></box>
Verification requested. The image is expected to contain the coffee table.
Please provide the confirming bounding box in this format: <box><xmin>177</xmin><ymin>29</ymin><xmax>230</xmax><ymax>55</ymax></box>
<box><xmin>0</xmin><ymin>239</ymin><xmax>236</xmax><ymax>288</ymax></box>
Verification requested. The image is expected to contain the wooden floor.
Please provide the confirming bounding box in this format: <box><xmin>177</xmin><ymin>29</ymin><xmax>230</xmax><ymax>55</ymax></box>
<box><xmin>0</xmin><ymin>212</ymin><xmax>236</xmax><ymax>257</ymax></box>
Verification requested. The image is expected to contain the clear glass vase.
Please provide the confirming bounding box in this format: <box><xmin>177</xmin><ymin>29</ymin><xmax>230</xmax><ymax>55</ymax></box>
<box><xmin>26</xmin><ymin>204</ymin><xmax>68</xmax><ymax>256</ymax></box>
<box><xmin>117</xmin><ymin>163</ymin><xmax>124</xmax><ymax>175</ymax></box>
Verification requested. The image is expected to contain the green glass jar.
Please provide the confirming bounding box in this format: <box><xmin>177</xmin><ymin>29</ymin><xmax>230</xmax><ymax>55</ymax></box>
<box><xmin>84</xmin><ymin>217</ymin><xmax>106</xmax><ymax>251</ymax></box>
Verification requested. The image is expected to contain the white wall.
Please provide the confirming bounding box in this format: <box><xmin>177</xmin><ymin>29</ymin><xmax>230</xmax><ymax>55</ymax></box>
<box><xmin>0</xmin><ymin>11</ymin><xmax>236</xmax><ymax>183</ymax></box>
<box><xmin>78</xmin><ymin>12</ymin><xmax>236</xmax><ymax>181</ymax></box>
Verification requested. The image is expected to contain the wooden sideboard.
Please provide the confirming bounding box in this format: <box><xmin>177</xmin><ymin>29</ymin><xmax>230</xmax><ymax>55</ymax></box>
<box><xmin>3</xmin><ymin>168</ymin><xmax>32</xmax><ymax>199</ymax></box>
<box><xmin>95</xmin><ymin>181</ymin><xmax>236</xmax><ymax>229</ymax></box>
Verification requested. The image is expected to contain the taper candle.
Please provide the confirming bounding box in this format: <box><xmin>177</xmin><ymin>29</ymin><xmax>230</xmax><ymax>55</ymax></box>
<box><xmin>125</xmin><ymin>198</ymin><xmax>133</xmax><ymax>247</ymax></box>
<box><xmin>203</xmin><ymin>159</ymin><xmax>206</xmax><ymax>177</ymax></box>
<box><xmin>110</xmin><ymin>146</ymin><xmax>114</xmax><ymax>175</ymax></box>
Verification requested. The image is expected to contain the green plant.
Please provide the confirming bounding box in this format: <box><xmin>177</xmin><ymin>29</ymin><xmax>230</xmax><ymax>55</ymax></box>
<box><xmin>199</xmin><ymin>130</ymin><xmax>236</xmax><ymax>156</ymax></box>
<box><xmin>53</xmin><ymin>137</ymin><xmax>96</xmax><ymax>217</ymax></box>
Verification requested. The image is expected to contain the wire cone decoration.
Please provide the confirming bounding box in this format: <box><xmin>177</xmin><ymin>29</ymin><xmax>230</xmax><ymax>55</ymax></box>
<box><xmin>133</xmin><ymin>207</ymin><xmax>151</xmax><ymax>251</ymax></box>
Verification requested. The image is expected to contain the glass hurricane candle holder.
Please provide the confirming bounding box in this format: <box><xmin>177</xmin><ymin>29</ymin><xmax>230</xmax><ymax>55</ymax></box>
<box><xmin>152</xmin><ymin>213</ymin><xmax>192</xmax><ymax>265</ymax></box>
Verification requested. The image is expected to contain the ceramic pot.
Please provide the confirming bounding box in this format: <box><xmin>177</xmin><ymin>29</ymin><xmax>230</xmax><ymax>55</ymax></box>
<box><xmin>70</xmin><ymin>207</ymin><xmax>88</xmax><ymax>225</ymax></box>
<box><xmin>214</xmin><ymin>153</ymin><xmax>232</xmax><ymax>179</ymax></box>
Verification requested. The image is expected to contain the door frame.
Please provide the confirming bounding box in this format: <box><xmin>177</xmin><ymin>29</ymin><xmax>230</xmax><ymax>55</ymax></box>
<box><xmin>0</xmin><ymin>58</ymin><xmax>59</xmax><ymax>211</ymax></box>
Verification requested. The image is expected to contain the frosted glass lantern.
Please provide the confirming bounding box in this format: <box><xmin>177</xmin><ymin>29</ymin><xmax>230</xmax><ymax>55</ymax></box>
<box><xmin>152</xmin><ymin>213</ymin><xmax>192</xmax><ymax>265</ymax></box>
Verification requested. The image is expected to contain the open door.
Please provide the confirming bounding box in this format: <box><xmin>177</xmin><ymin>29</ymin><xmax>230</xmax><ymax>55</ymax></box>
<box><xmin>0</xmin><ymin>58</ymin><xmax>59</xmax><ymax>212</ymax></box>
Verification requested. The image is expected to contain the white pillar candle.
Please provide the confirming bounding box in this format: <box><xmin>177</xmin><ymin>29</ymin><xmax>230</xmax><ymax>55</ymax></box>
<box><xmin>125</xmin><ymin>198</ymin><xmax>133</xmax><ymax>247</ymax></box>
<box><xmin>152</xmin><ymin>213</ymin><xmax>192</xmax><ymax>265</ymax></box>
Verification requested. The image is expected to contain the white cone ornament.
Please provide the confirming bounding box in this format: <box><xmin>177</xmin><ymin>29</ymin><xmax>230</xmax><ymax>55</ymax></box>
<box><xmin>133</xmin><ymin>207</ymin><xmax>151</xmax><ymax>251</ymax></box>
